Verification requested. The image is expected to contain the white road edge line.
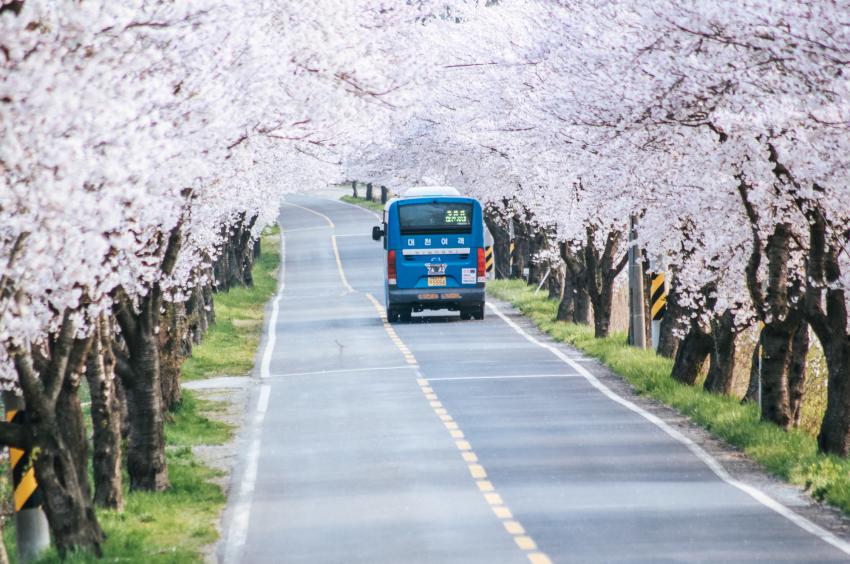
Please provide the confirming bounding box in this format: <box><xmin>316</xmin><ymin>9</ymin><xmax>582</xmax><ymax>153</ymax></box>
<box><xmin>282</xmin><ymin>201</ymin><xmax>355</xmax><ymax>294</ymax></box>
<box><xmin>256</xmin><ymin>385</ymin><xmax>271</xmax><ymax>414</ymax></box>
<box><xmin>331</xmin><ymin>235</ymin><xmax>356</xmax><ymax>293</ymax></box>
<box><xmin>223</xmin><ymin>228</ymin><xmax>286</xmax><ymax>564</ymax></box>
<box><xmin>271</xmin><ymin>365</ymin><xmax>417</xmax><ymax>378</ymax></box>
<box><xmin>281</xmin><ymin>226</ymin><xmax>332</xmax><ymax>234</ymax></box>
<box><xmin>426</xmin><ymin>374</ymin><xmax>580</xmax><ymax>382</ymax></box>
<box><xmin>329</xmin><ymin>194</ymin><xmax>383</xmax><ymax>220</ymax></box>
<box><xmin>260</xmin><ymin>233</ymin><xmax>285</xmax><ymax>381</ymax></box>
<box><xmin>281</xmin><ymin>201</ymin><xmax>333</xmax><ymax>227</ymax></box>
<box><xmin>486</xmin><ymin>301</ymin><xmax>850</xmax><ymax>556</ymax></box>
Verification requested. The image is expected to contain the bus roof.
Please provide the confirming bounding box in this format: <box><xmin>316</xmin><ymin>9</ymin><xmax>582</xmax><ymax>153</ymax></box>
<box><xmin>400</xmin><ymin>186</ymin><xmax>462</xmax><ymax>198</ymax></box>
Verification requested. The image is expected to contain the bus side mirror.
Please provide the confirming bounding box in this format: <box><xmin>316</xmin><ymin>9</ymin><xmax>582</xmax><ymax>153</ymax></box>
<box><xmin>372</xmin><ymin>225</ymin><xmax>384</xmax><ymax>241</ymax></box>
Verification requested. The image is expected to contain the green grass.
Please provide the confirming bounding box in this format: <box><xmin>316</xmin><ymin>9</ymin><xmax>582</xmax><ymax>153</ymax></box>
<box><xmin>340</xmin><ymin>195</ymin><xmax>385</xmax><ymax>213</ymax></box>
<box><xmin>4</xmin><ymin>391</ymin><xmax>232</xmax><ymax>564</ymax></box>
<box><xmin>488</xmin><ymin>279</ymin><xmax>850</xmax><ymax>516</ymax></box>
<box><xmin>4</xmin><ymin>227</ymin><xmax>281</xmax><ymax>562</ymax></box>
<box><xmin>181</xmin><ymin>225</ymin><xmax>281</xmax><ymax>381</ymax></box>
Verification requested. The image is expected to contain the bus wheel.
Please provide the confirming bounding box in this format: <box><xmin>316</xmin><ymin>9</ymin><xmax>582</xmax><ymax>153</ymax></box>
<box><xmin>472</xmin><ymin>304</ymin><xmax>485</xmax><ymax>320</ymax></box>
<box><xmin>400</xmin><ymin>308</ymin><xmax>413</xmax><ymax>323</ymax></box>
<box><xmin>388</xmin><ymin>307</ymin><xmax>400</xmax><ymax>323</ymax></box>
<box><xmin>460</xmin><ymin>309</ymin><xmax>472</xmax><ymax>321</ymax></box>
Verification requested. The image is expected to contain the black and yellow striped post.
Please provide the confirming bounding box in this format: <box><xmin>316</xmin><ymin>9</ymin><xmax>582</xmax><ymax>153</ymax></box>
<box><xmin>4</xmin><ymin>393</ymin><xmax>49</xmax><ymax>562</ymax></box>
<box><xmin>649</xmin><ymin>271</ymin><xmax>667</xmax><ymax>350</ymax></box>
<box><xmin>7</xmin><ymin>410</ymin><xmax>41</xmax><ymax>513</ymax></box>
<box><xmin>484</xmin><ymin>246</ymin><xmax>494</xmax><ymax>279</ymax></box>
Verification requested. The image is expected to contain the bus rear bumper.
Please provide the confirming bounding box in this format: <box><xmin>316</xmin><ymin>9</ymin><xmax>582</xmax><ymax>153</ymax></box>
<box><xmin>388</xmin><ymin>286</ymin><xmax>484</xmax><ymax>311</ymax></box>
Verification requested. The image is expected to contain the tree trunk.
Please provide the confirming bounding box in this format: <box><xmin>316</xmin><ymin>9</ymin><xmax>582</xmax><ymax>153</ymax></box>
<box><xmin>119</xmin><ymin>331</ymin><xmax>169</xmax><ymax>491</ymax></box>
<box><xmin>559</xmin><ymin>242</ymin><xmax>591</xmax><ymax>325</ymax></box>
<box><xmin>114</xmin><ymin>368</ymin><xmax>131</xmax><ymax>439</ymax></box>
<box><xmin>583</xmin><ymin>227</ymin><xmax>627</xmax><ymax>338</ymax></box>
<box><xmin>573</xmin><ymin>288</ymin><xmax>591</xmax><ymax>324</ymax></box>
<box><xmin>203</xmin><ymin>280</ymin><xmax>216</xmax><ymax>326</ymax></box>
<box><xmin>657</xmin><ymin>276</ymin><xmax>684</xmax><ymax>359</ymax></box>
<box><xmin>759</xmin><ymin>322</ymin><xmax>796</xmax><ymax>429</ymax></box>
<box><xmin>744</xmin><ymin>339</ymin><xmax>761</xmax><ymax>403</ymax></box>
<box><xmin>671</xmin><ymin>323</ymin><xmax>713</xmax><ymax>385</ymax></box>
<box><xmin>111</xmin><ymin>224</ymin><xmax>181</xmax><ymax>491</ymax></box>
<box><xmin>788</xmin><ymin>321</ymin><xmax>809</xmax><ymax>427</ymax></box>
<box><xmin>186</xmin><ymin>283</ymin><xmax>207</xmax><ymax>345</ymax></box>
<box><xmin>591</xmin><ymin>283</ymin><xmax>615</xmax><ymax>339</ymax></box>
<box><xmin>484</xmin><ymin>214</ymin><xmax>511</xmax><ymax>279</ymax></box>
<box><xmin>547</xmin><ymin>263</ymin><xmax>563</xmax><ymax>301</ymax></box>
<box><xmin>703</xmin><ymin>310</ymin><xmax>737</xmax><ymax>395</ymax></box>
<box><xmin>365</xmin><ymin>182</ymin><xmax>373</xmax><ymax>201</ymax></box>
<box><xmin>85</xmin><ymin>319</ymin><xmax>124</xmax><ymax>510</ymax></box>
<box><xmin>158</xmin><ymin>301</ymin><xmax>187</xmax><ymax>412</ymax></box>
<box><xmin>817</xmin><ymin>340</ymin><xmax>850</xmax><ymax>456</ymax></box>
<box><xmin>513</xmin><ymin>233</ymin><xmax>530</xmax><ymax>279</ymax></box>
<box><xmin>527</xmin><ymin>231</ymin><xmax>546</xmax><ymax>285</ymax></box>
<box><xmin>557</xmin><ymin>269</ymin><xmax>575</xmax><ymax>322</ymax></box>
<box><xmin>11</xmin><ymin>330</ymin><xmax>105</xmax><ymax>557</ymax></box>
<box><xmin>113</xmin><ymin>324</ymin><xmax>170</xmax><ymax>492</ymax></box>
<box><xmin>805</xmin><ymin>212</ymin><xmax>850</xmax><ymax>456</ymax></box>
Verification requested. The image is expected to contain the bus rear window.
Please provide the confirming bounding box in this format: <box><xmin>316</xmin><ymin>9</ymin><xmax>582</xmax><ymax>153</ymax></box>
<box><xmin>398</xmin><ymin>202</ymin><xmax>473</xmax><ymax>235</ymax></box>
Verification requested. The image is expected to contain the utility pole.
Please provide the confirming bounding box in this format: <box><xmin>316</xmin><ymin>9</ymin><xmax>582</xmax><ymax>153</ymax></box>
<box><xmin>628</xmin><ymin>215</ymin><xmax>647</xmax><ymax>349</ymax></box>
<box><xmin>508</xmin><ymin>219</ymin><xmax>516</xmax><ymax>278</ymax></box>
<box><xmin>3</xmin><ymin>392</ymin><xmax>50</xmax><ymax>563</ymax></box>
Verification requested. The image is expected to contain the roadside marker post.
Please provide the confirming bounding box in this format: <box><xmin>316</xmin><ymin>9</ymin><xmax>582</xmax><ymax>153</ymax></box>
<box><xmin>484</xmin><ymin>225</ymin><xmax>495</xmax><ymax>280</ymax></box>
<box><xmin>649</xmin><ymin>268</ymin><xmax>667</xmax><ymax>351</ymax></box>
<box><xmin>3</xmin><ymin>392</ymin><xmax>50</xmax><ymax>563</ymax></box>
<box><xmin>485</xmin><ymin>246</ymin><xmax>494</xmax><ymax>278</ymax></box>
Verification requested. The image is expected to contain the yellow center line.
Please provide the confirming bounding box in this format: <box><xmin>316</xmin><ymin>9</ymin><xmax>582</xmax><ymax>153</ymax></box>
<box><xmin>364</xmin><ymin>291</ymin><xmax>550</xmax><ymax>564</ymax></box>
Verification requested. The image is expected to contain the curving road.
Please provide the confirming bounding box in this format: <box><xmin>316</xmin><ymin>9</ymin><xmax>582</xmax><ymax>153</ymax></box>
<box><xmin>220</xmin><ymin>193</ymin><xmax>850</xmax><ymax>563</ymax></box>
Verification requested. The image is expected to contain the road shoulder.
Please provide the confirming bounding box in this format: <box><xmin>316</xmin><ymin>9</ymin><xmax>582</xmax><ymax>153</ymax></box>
<box><xmin>487</xmin><ymin>295</ymin><xmax>850</xmax><ymax>543</ymax></box>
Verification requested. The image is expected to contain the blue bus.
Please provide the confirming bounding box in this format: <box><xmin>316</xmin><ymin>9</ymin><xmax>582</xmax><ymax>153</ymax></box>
<box><xmin>372</xmin><ymin>187</ymin><xmax>486</xmax><ymax>322</ymax></box>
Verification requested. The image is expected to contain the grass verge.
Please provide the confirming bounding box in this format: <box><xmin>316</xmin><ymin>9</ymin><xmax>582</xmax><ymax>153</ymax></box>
<box><xmin>5</xmin><ymin>226</ymin><xmax>281</xmax><ymax>563</ymax></box>
<box><xmin>340</xmin><ymin>195</ymin><xmax>385</xmax><ymax>214</ymax></box>
<box><xmin>4</xmin><ymin>392</ymin><xmax>231</xmax><ymax>564</ymax></box>
<box><xmin>488</xmin><ymin>278</ymin><xmax>850</xmax><ymax>516</ymax></box>
<box><xmin>182</xmin><ymin>225</ymin><xmax>281</xmax><ymax>381</ymax></box>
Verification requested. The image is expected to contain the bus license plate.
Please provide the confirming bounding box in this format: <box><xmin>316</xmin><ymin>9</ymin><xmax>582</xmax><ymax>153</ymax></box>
<box><xmin>427</xmin><ymin>276</ymin><xmax>446</xmax><ymax>287</ymax></box>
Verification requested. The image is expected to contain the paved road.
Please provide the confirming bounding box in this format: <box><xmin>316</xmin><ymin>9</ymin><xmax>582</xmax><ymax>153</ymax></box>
<box><xmin>222</xmin><ymin>194</ymin><xmax>850</xmax><ymax>563</ymax></box>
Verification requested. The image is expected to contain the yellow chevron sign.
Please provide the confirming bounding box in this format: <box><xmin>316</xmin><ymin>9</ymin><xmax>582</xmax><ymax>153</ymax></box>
<box><xmin>6</xmin><ymin>409</ymin><xmax>41</xmax><ymax>512</ymax></box>
<box><xmin>485</xmin><ymin>246</ymin><xmax>494</xmax><ymax>272</ymax></box>
<box><xmin>650</xmin><ymin>272</ymin><xmax>667</xmax><ymax>320</ymax></box>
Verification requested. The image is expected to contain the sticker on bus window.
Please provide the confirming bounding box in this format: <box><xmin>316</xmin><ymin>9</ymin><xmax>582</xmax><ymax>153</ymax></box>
<box><xmin>462</xmin><ymin>268</ymin><xmax>476</xmax><ymax>284</ymax></box>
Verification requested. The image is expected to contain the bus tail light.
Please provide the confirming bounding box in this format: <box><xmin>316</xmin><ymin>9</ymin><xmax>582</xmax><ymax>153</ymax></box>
<box><xmin>477</xmin><ymin>247</ymin><xmax>486</xmax><ymax>284</ymax></box>
<box><xmin>388</xmin><ymin>249</ymin><xmax>397</xmax><ymax>285</ymax></box>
